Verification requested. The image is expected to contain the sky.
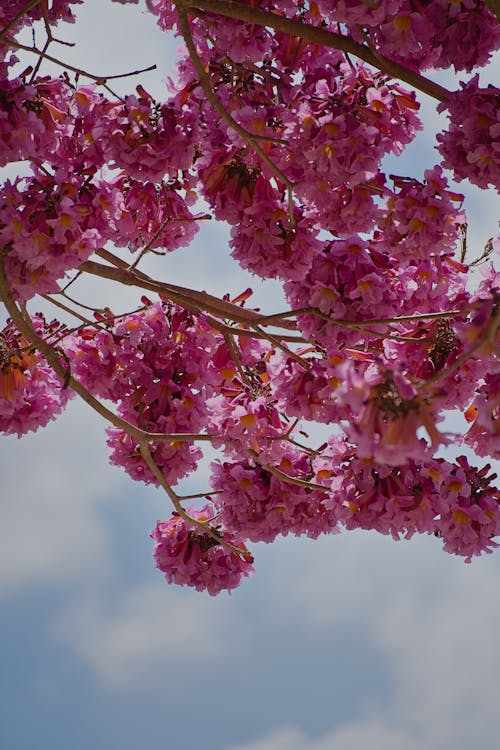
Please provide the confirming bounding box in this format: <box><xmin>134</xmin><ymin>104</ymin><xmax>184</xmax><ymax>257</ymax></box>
<box><xmin>1</xmin><ymin>2</ymin><xmax>500</xmax><ymax>750</ymax></box>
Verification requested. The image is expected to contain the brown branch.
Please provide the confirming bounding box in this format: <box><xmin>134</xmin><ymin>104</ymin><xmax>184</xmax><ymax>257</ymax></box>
<box><xmin>257</xmin><ymin>307</ymin><xmax>463</xmax><ymax>327</ymax></box>
<box><xmin>0</xmin><ymin>258</ymin><xmax>215</xmax><ymax>445</ymax></box>
<box><xmin>0</xmin><ymin>0</ymin><xmax>43</xmax><ymax>42</ymax></box>
<box><xmin>483</xmin><ymin>0</ymin><xmax>500</xmax><ymax>22</ymax></box>
<box><xmin>203</xmin><ymin>315</ymin><xmax>306</xmax><ymax>342</ymax></box>
<box><xmin>84</xmin><ymin>254</ymin><xmax>297</xmax><ymax>328</ymax></box>
<box><xmin>176</xmin><ymin>0</ymin><xmax>450</xmax><ymax>102</ymax></box>
<box><xmin>86</xmin><ymin>254</ymin><xmax>468</xmax><ymax>345</ymax></box>
<box><xmin>6</xmin><ymin>37</ymin><xmax>156</xmax><ymax>83</ymax></box>
<box><xmin>139</xmin><ymin>441</ymin><xmax>250</xmax><ymax>557</ymax></box>
<box><xmin>248</xmin><ymin>450</ymin><xmax>330</xmax><ymax>492</ymax></box>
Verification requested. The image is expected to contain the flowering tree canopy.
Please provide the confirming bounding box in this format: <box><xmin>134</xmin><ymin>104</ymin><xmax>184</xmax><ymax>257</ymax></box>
<box><xmin>1</xmin><ymin>0</ymin><xmax>499</xmax><ymax>594</ymax></box>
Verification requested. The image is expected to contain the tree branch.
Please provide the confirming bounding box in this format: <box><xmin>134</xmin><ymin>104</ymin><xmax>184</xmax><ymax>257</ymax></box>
<box><xmin>6</xmin><ymin>37</ymin><xmax>156</xmax><ymax>83</ymax></box>
<box><xmin>176</xmin><ymin>0</ymin><xmax>450</xmax><ymax>102</ymax></box>
<box><xmin>0</xmin><ymin>0</ymin><xmax>43</xmax><ymax>42</ymax></box>
<box><xmin>83</xmin><ymin>255</ymin><xmax>296</xmax><ymax>328</ymax></box>
<box><xmin>483</xmin><ymin>0</ymin><xmax>500</xmax><ymax>22</ymax></box>
<box><xmin>176</xmin><ymin>4</ymin><xmax>296</xmax><ymax>223</ymax></box>
<box><xmin>0</xmin><ymin>258</ymin><xmax>214</xmax><ymax>445</ymax></box>
<box><xmin>139</xmin><ymin>441</ymin><xmax>250</xmax><ymax>558</ymax></box>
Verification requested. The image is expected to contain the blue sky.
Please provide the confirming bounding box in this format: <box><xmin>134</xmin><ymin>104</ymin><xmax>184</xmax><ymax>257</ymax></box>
<box><xmin>1</xmin><ymin>2</ymin><xmax>499</xmax><ymax>749</ymax></box>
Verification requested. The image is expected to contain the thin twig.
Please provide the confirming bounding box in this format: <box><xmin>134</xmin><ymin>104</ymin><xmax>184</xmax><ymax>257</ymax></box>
<box><xmin>177</xmin><ymin>490</ymin><xmax>223</xmax><ymax>501</ymax></box>
<box><xmin>139</xmin><ymin>441</ymin><xmax>250</xmax><ymax>557</ymax></box>
<box><xmin>42</xmin><ymin>293</ymin><xmax>93</xmax><ymax>324</ymax></box>
<box><xmin>176</xmin><ymin>4</ymin><xmax>296</xmax><ymax>225</ymax></box>
<box><xmin>249</xmin><ymin>450</ymin><xmax>330</xmax><ymax>492</ymax></box>
<box><xmin>7</xmin><ymin>37</ymin><xmax>156</xmax><ymax>83</ymax></box>
<box><xmin>223</xmin><ymin>332</ymin><xmax>252</xmax><ymax>385</ymax></box>
<box><xmin>250</xmin><ymin>322</ymin><xmax>309</xmax><ymax>368</ymax></box>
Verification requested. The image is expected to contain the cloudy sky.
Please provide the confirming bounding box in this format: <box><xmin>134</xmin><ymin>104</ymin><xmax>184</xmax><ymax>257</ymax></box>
<box><xmin>1</xmin><ymin>2</ymin><xmax>499</xmax><ymax>750</ymax></box>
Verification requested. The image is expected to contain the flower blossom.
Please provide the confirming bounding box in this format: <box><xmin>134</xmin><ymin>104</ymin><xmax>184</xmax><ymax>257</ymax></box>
<box><xmin>375</xmin><ymin>166</ymin><xmax>465</xmax><ymax>262</ymax></box>
<box><xmin>151</xmin><ymin>505</ymin><xmax>254</xmax><ymax>595</ymax></box>
<box><xmin>437</xmin><ymin>76</ymin><xmax>500</xmax><ymax>190</ymax></box>
<box><xmin>325</xmin><ymin>440</ymin><xmax>500</xmax><ymax>561</ymax></box>
<box><xmin>211</xmin><ymin>450</ymin><xmax>336</xmax><ymax>543</ymax></box>
<box><xmin>337</xmin><ymin>361</ymin><xmax>448</xmax><ymax>465</ymax></box>
<box><xmin>0</xmin><ymin>316</ymin><xmax>72</xmax><ymax>437</ymax></box>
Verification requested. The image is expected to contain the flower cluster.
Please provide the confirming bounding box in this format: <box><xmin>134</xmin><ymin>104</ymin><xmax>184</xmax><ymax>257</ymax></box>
<box><xmin>374</xmin><ymin>167</ymin><xmax>465</xmax><ymax>262</ymax></box>
<box><xmin>211</xmin><ymin>449</ymin><xmax>336</xmax><ymax>543</ymax></box>
<box><xmin>111</xmin><ymin>177</ymin><xmax>201</xmax><ymax>254</ymax></box>
<box><xmin>65</xmin><ymin>301</ymin><xmax>217</xmax><ymax>486</ymax></box>
<box><xmin>437</xmin><ymin>76</ymin><xmax>500</xmax><ymax>191</ymax></box>
<box><xmin>464</xmin><ymin>373</ymin><xmax>500</xmax><ymax>460</ymax></box>
<box><xmin>106</xmin><ymin>91</ymin><xmax>197</xmax><ymax>182</ymax></box>
<box><xmin>0</xmin><ymin>173</ymin><xmax>114</xmax><ymax>301</ymax></box>
<box><xmin>0</xmin><ymin>315</ymin><xmax>72</xmax><ymax>437</ymax></box>
<box><xmin>280</xmin><ymin>60</ymin><xmax>421</xmax><ymax>195</ymax></box>
<box><xmin>326</xmin><ymin>440</ymin><xmax>500</xmax><ymax>561</ymax></box>
<box><xmin>151</xmin><ymin>505</ymin><xmax>254</xmax><ymax>595</ymax></box>
<box><xmin>327</xmin><ymin>0</ymin><xmax>500</xmax><ymax>73</ymax></box>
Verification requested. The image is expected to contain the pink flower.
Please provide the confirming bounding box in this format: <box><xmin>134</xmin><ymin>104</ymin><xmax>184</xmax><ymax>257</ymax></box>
<box><xmin>65</xmin><ymin>301</ymin><xmax>218</xmax><ymax>486</ymax></box>
<box><xmin>338</xmin><ymin>361</ymin><xmax>448</xmax><ymax>465</ymax></box>
<box><xmin>434</xmin><ymin>457</ymin><xmax>500</xmax><ymax>561</ymax></box>
<box><xmin>211</xmin><ymin>450</ymin><xmax>336</xmax><ymax>543</ymax></box>
<box><xmin>230</xmin><ymin>204</ymin><xmax>323</xmax><ymax>281</ymax></box>
<box><xmin>375</xmin><ymin>167</ymin><xmax>465</xmax><ymax>262</ymax></box>
<box><xmin>105</xmin><ymin>92</ymin><xmax>197</xmax><ymax>183</ymax></box>
<box><xmin>366</xmin><ymin>1</ymin><xmax>500</xmax><ymax>72</ymax></box>
<box><xmin>324</xmin><ymin>442</ymin><xmax>500</xmax><ymax>560</ymax></box>
<box><xmin>151</xmin><ymin>505</ymin><xmax>254</xmax><ymax>594</ymax></box>
<box><xmin>325</xmin><ymin>441</ymin><xmax>449</xmax><ymax>540</ymax></box>
<box><xmin>111</xmin><ymin>177</ymin><xmax>201</xmax><ymax>254</ymax></box>
<box><xmin>1</xmin><ymin>172</ymin><xmax>119</xmax><ymax>301</ymax></box>
<box><xmin>0</xmin><ymin>315</ymin><xmax>73</xmax><ymax>436</ymax></box>
<box><xmin>437</xmin><ymin>76</ymin><xmax>500</xmax><ymax>190</ymax></box>
<box><xmin>280</xmin><ymin>60</ymin><xmax>420</xmax><ymax>193</ymax></box>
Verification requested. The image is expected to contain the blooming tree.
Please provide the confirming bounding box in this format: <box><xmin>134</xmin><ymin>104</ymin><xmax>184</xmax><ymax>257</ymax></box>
<box><xmin>1</xmin><ymin>0</ymin><xmax>499</xmax><ymax>594</ymax></box>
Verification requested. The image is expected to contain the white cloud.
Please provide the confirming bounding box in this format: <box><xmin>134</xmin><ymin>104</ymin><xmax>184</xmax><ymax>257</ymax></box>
<box><xmin>260</xmin><ymin>531</ymin><xmax>444</xmax><ymax>631</ymax></box>
<box><xmin>226</xmin><ymin>727</ymin><xmax>308</xmax><ymax>750</ymax></box>
<box><xmin>225</xmin><ymin>723</ymin><xmax>418</xmax><ymax>750</ymax></box>
<box><xmin>53</xmin><ymin>581</ymin><xmax>240</xmax><ymax>687</ymax></box>
<box><xmin>250</xmin><ymin>531</ymin><xmax>500</xmax><ymax>750</ymax></box>
<box><xmin>12</xmin><ymin>0</ymin><xmax>172</xmax><ymax>100</ymax></box>
<box><xmin>374</xmin><ymin>560</ymin><xmax>500</xmax><ymax>749</ymax></box>
<box><xmin>0</xmin><ymin>399</ymin><xmax>119</xmax><ymax>595</ymax></box>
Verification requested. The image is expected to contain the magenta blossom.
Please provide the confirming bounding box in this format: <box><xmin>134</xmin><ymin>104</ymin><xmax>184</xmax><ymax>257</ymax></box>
<box><xmin>151</xmin><ymin>505</ymin><xmax>254</xmax><ymax>595</ymax></box>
